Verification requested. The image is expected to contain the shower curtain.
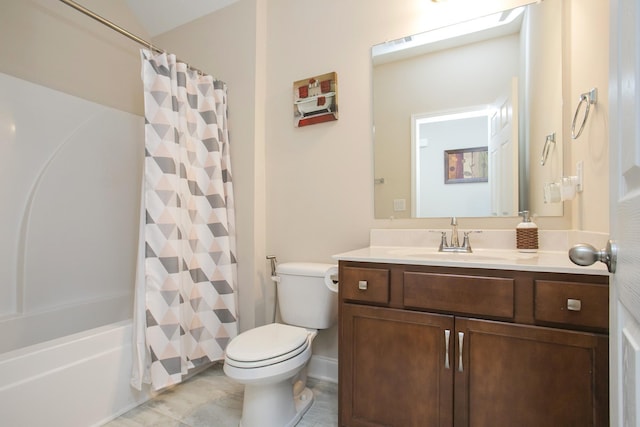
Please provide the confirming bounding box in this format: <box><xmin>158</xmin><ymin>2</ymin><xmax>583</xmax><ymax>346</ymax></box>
<box><xmin>132</xmin><ymin>49</ymin><xmax>238</xmax><ymax>391</ymax></box>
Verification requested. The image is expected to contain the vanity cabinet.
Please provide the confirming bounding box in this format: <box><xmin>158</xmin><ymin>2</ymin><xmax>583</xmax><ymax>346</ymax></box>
<box><xmin>338</xmin><ymin>262</ymin><xmax>609</xmax><ymax>427</ymax></box>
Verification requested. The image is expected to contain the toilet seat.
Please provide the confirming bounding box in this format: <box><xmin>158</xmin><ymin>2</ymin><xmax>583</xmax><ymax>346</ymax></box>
<box><xmin>225</xmin><ymin>323</ymin><xmax>310</xmax><ymax>369</ymax></box>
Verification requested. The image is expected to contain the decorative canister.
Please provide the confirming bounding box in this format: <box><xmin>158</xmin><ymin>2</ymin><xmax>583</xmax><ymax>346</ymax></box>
<box><xmin>516</xmin><ymin>211</ymin><xmax>538</xmax><ymax>252</ymax></box>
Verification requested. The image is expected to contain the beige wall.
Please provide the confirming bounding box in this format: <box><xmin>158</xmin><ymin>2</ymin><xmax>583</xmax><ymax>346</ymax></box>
<box><xmin>265</xmin><ymin>0</ymin><xmax>609</xmax><ymax>359</ymax></box>
<box><xmin>265</xmin><ymin>0</ymin><xmax>530</xmax><ymax>358</ymax></box>
<box><xmin>527</xmin><ymin>0</ymin><xmax>565</xmax><ymax>218</ymax></box>
<box><xmin>1</xmin><ymin>0</ymin><xmax>610</xmax><ymax>363</ymax></box>
<box><xmin>0</xmin><ymin>0</ymin><xmax>147</xmax><ymax>115</ymax></box>
<box><xmin>566</xmin><ymin>0</ymin><xmax>610</xmax><ymax>232</ymax></box>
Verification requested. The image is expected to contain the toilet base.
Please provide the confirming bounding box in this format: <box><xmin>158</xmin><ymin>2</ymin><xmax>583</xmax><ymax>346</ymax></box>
<box><xmin>291</xmin><ymin>387</ymin><xmax>314</xmax><ymax>426</ymax></box>
<box><xmin>238</xmin><ymin>384</ymin><xmax>314</xmax><ymax>427</ymax></box>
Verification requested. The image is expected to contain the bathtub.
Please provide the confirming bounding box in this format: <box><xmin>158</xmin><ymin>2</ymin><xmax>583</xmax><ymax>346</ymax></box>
<box><xmin>0</xmin><ymin>295</ymin><xmax>153</xmax><ymax>427</ymax></box>
<box><xmin>295</xmin><ymin>92</ymin><xmax>336</xmax><ymax>116</ymax></box>
<box><xmin>0</xmin><ymin>293</ymin><xmax>132</xmax><ymax>354</ymax></box>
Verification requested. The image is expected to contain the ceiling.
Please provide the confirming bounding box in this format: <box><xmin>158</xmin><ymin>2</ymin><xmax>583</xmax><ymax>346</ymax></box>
<box><xmin>125</xmin><ymin>0</ymin><xmax>239</xmax><ymax>37</ymax></box>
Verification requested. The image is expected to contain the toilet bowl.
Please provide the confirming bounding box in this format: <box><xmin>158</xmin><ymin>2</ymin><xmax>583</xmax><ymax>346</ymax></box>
<box><xmin>224</xmin><ymin>323</ymin><xmax>317</xmax><ymax>427</ymax></box>
<box><xmin>223</xmin><ymin>262</ymin><xmax>338</xmax><ymax>427</ymax></box>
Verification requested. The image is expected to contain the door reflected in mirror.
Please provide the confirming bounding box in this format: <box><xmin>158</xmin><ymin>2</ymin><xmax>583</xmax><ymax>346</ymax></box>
<box><xmin>372</xmin><ymin>0</ymin><xmax>564</xmax><ymax>219</ymax></box>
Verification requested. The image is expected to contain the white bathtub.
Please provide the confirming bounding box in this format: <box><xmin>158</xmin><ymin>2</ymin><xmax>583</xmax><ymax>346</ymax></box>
<box><xmin>0</xmin><ymin>295</ymin><xmax>153</xmax><ymax>427</ymax></box>
<box><xmin>0</xmin><ymin>293</ymin><xmax>132</xmax><ymax>354</ymax></box>
<box><xmin>0</xmin><ymin>72</ymin><xmax>151</xmax><ymax>426</ymax></box>
<box><xmin>295</xmin><ymin>92</ymin><xmax>335</xmax><ymax>116</ymax></box>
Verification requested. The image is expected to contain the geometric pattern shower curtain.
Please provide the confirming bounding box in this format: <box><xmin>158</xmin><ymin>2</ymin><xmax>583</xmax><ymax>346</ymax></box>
<box><xmin>131</xmin><ymin>49</ymin><xmax>238</xmax><ymax>391</ymax></box>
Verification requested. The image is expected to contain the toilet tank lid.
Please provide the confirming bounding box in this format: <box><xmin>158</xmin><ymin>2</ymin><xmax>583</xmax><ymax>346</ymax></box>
<box><xmin>276</xmin><ymin>262</ymin><xmax>337</xmax><ymax>277</ymax></box>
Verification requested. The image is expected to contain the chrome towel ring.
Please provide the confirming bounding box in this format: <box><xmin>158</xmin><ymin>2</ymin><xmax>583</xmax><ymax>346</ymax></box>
<box><xmin>571</xmin><ymin>88</ymin><xmax>598</xmax><ymax>139</ymax></box>
<box><xmin>540</xmin><ymin>132</ymin><xmax>556</xmax><ymax>166</ymax></box>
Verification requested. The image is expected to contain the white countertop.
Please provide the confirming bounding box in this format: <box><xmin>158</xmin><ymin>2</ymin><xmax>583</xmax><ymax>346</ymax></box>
<box><xmin>332</xmin><ymin>246</ymin><xmax>609</xmax><ymax>276</ymax></box>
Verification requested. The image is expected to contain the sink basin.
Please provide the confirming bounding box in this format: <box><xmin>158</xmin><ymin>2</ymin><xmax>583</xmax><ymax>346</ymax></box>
<box><xmin>388</xmin><ymin>248</ymin><xmax>537</xmax><ymax>263</ymax></box>
<box><xmin>406</xmin><ymin>252</ymin><xmax>507</xmax><ymax>262</ymax></box>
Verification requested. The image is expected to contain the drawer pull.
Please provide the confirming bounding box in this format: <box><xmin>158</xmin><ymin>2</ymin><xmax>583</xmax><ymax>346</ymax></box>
<box><xmin>567</xmin><ymin>298</ymin><xmax>582</xmax><ymax>311</ymax></box>
<box><xmin>458</xmin><ymin>332</ymin><xmax>464</xmax><ymax>372</ymax></box>
<box><xmin>444</xmin><ymin>329</ymin><xmax>451</xmax><ymax>369</ymax></box>
<box><xmin>358</xmin><ymin>280</ymin><xmax>368</xmax><ymax>290</ymax></box>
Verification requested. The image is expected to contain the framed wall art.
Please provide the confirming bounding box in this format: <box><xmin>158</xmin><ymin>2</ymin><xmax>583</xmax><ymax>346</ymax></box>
<box><xmin>293</xmin><ymin>72</ymin><xmax>338</xmax><ymax>127</ymax></box>
<box><xmin>444</xmin><ymin>146</ymin><xmax>489</xmax><ymax>184</ymax></box>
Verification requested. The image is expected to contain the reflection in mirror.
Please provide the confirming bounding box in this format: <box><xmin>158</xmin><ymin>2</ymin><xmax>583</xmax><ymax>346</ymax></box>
<box><xmin>372</xmin><ymin>0</ymin><xmax>564</xmax><ymax>219</ymax></box>
<box><xmin>413</xmin><ymin>108</ymin><xmax>494</xmax><ymax>217</ymax></box>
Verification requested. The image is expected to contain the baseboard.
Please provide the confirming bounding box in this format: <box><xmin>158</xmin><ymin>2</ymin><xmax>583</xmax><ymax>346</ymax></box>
<box><xmin>307</xmin><ymin>355</ymin><xmax>338</xmax><ymax>383</ymax></box>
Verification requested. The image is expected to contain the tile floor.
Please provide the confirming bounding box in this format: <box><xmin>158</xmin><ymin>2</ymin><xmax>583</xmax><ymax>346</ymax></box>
<box><xmin>103</xmin><ymin>362</ymin><xmax>338</xmax><ymax>427</ymax></box>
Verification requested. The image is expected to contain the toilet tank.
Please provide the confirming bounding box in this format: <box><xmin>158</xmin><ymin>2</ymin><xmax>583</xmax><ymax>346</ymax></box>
<box><xmin>275</xmin><ymin>262</ymin><xmax>338</xmax><ymax>330</ymax></box>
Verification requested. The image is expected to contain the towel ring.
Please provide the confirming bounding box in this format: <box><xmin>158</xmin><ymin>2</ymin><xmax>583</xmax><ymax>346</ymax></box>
<box><xmin>571</xmin><ymin>88</ymin><xmax>598</xmax><ymax>139</ymax></box>
<box><xmin>540</xmin><ymin>132</ymin><xmax>556</xmax><ymax>166</ymax></box>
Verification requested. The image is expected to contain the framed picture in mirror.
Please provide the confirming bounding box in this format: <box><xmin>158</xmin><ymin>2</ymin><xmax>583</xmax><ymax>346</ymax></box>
<box><xmin>444</xmin><ymin>146</ymin><xmax>489</xmax><ymax>184</ymax></box>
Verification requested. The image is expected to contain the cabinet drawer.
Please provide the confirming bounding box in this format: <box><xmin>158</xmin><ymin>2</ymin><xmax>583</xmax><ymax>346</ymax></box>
<box><xmin>404</xmin><ymin>272</ymin><xmax>514</xmax><ymax>319</ymax></box>
<box><xmin>341</xmin><ymin>266</ymin><xmax>390</xmax><ymax>305</ymax></box>
<box><xmin>535</xmin><ymin>280</ymin><xmax>608</xmax><ymax>330</ymax></box>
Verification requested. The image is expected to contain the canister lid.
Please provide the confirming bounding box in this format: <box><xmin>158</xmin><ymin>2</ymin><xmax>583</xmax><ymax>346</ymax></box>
<box><xmin>519</xmin><ymin>210</ymin><xmax>532</xmax><ymax>222</ymax></box>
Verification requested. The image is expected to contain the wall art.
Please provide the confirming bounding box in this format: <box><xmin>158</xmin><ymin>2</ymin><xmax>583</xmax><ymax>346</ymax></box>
<box><xmin>293</xmin><ymin>72</ymin><xmax>338</xmax><ymax>127</ymax></box>
<box><xmin>444</xmin><ymin>146</ymin><xmax>489</xmax><ymax>184</ymax></box>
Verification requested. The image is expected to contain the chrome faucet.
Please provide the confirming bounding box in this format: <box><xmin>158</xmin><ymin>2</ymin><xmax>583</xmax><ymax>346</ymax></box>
<box><xmin>450</xmin><ymin>217</ymin><xmax>460</xmax><ymax>248</ymax></box>
<box><xmin>437</xmin><ymin>217</ymin><xmax>480</xmax><ymax>253</ymax></box>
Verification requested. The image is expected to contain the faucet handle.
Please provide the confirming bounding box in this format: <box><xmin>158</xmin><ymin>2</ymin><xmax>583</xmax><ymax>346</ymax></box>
<box><xmin>461</xmin><ymin>230</ymin><xmax>482</xmax><ymax>252</ymax></box>
<box><xmin>429</xmin><ymin>230</ymin><xmax>448</xmax><ymax>250</ymax></box>
<box><xmin>439</xmin><ymin>231</ymin><xmax>448</xmax><ymax>250</ymax></box>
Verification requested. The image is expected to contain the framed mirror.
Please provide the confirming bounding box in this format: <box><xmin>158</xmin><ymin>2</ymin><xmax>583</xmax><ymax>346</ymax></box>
<box><xmin>372</xmin><ymin>0</ymin><xmax>564</xmax><ymax>219</ymax></box>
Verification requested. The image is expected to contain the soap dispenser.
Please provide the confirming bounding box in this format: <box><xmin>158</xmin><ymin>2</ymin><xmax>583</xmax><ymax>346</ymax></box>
<box><xmin>516</xmin><ymin>211</ymin><xmax>538</xmax><ymax>252</ymax></box>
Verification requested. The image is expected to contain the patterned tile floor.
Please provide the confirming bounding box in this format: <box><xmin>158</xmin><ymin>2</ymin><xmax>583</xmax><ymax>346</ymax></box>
<box><xmin>103</xmin><ymin>363</ymin><xmax>338</xmax><ymax>427</ymax></box>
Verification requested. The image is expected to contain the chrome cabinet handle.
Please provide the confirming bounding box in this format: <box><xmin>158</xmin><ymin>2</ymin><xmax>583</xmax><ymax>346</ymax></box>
<box><xmin>567</xmin><ymin>298</ymin><xmax>582</xmax><ymax>311</ymax></box>
<box><xmin>458</xmin><ymin>332</ymin><xmax>464</xmax><ymax>372</ymax></box>
<box><xmin>358</xmin><ymin>280</ymin><xmax>368</xmax><ymax>290</ymax></box>
<box><xmin>444</xmin><ymin>329</ymin><xmax>451</xmax><ymax>369</ymax></box>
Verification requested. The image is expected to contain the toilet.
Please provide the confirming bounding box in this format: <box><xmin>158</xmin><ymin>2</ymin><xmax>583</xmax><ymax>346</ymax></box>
<box><xmin>223</xmin><ymin>262</ymin><xmax>339</xmax><ymax>427</ymax></box>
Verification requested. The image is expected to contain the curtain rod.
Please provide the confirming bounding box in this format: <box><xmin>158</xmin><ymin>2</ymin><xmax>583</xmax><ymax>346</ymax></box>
<box><xmin>58</xmin><ymin>0</ymin><xmax>206</xmax><ymax>75</ymax></box>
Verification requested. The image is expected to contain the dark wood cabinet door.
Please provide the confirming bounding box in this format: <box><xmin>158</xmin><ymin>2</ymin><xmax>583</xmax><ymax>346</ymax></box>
<box><xmin>340</xmin><ymin>304</ymin><xmax>454</xmax><ymax>427</ymax></box>
<box><xmin>454</xmin><ymin>318</ymin><xmax>608</xmax><ymax>427</ymax></box>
